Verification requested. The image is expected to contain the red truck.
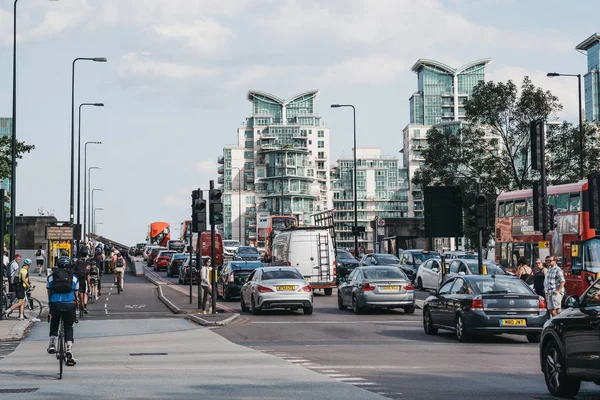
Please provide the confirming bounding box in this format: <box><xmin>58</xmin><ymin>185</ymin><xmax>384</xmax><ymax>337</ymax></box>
<box><xmin>191</xmin><ymin>231</ymin><xmax>224</xmax><ymax>266</ymax></box>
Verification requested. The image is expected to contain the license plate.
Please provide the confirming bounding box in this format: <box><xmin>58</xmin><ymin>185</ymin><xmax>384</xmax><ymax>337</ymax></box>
<box><xmin>380</xmin><ymin>285</ymin><xmax>399</xmax><ymax>291</ymax></box>
<box><xmin>499</xmin><ymin>319</ymin><xmax>526</xmax><ymax>326</ymax></box>
<box><xmin>276</xmin><ymin>285</ymin><xmax>296</xmax><ymax>291</ymax></box>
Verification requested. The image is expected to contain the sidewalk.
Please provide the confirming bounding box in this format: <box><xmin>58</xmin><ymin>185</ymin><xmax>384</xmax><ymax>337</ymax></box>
<box><xmin>0</xmin><ymin>275</ymin><xmax>48</xmax><ymax>342</ymax></box>
<box><xmin>145</xmin><ymin>272</ymin><xmax>239</xmax><ymax>327</ymax></box>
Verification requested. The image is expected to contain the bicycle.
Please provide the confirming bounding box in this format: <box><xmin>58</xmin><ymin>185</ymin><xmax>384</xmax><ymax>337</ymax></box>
<box><xmin>115</xmin><ymin>270</ymin><xmax>123</xmax><ymax>294</ymax></box>
<box><xmin>89</xmin><ymin>278</ymin><xmax>97</xmax><ymax>304</ymax></box>
<box><xmin>2</xmin><ymin>282</ymin><xmax>42</xmax><ymax>320</ymax></box>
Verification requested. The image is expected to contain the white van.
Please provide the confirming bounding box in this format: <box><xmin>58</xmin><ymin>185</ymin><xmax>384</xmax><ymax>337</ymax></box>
<box><xmin>270</xmin><ymin>227</ymin><xmax>336</xmax><ymax>295</ymax></box>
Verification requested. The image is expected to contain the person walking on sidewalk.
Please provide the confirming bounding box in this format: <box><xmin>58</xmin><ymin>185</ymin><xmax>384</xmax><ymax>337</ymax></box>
<box><xmin>8</xmin><ymin>254</ymin><xmax>22</xmax><ymax>293</ymax></box>
<box><xmin>200</xmin><ymin>258</ymin><xmax>213</xmax><ymax>314</ymax></box>
<box><xmin>544</xmin><ymin>255</ymin><xmax>566</xmax><ymax>317</ymax></box>
<box><xmin>3</xmin><ymin>259</ymin><xmax>31</xmax><ymax>320</ymax></box>
<box><xmin>35</xmin><ymin>246</ymin><xmax>46</xmax><ymax>276</ymax></box>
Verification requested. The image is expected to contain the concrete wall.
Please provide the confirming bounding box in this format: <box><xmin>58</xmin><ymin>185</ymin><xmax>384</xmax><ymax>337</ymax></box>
<box><xmin>15</xmin><ymin>215</ymin><xmax>58</xmax><ymax>253</ymax></box>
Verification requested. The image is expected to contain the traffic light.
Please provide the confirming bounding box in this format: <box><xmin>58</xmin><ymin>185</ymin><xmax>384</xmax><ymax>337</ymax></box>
<box><xmin>532</xmin><ymin>180</ymin><xmax>545</xmax><ymax>232</ymax></box>
<box><xmin>530</xmin><ymin>119</ymin><xmax>545</xmax><ymax>172</ymax></box>
<box><xmin>209</xmin><ymin>188</ymin><xmax>223</xmax><ymax>226</ymax></box>
<box><xmin>543</xmin><ymin>204</ymin><xmax>555</xmax><ymax>233</ymax></box>
<box><xmin>475</xmin><ymin>194</ymin><xmax>488</xmax><ymax>230</ymax></box>
<box><xmin>588</xmin><ymin>173</ymin><xmax>600</xmax><ymax>229</ymax></box>
<box><xmin>191</xmin><ymin>189</ymin><xmax>206</xmax><ymax>233</ymax></box>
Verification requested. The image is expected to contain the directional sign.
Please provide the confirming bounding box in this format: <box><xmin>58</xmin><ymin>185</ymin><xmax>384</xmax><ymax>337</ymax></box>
<box><xmin>46</xmin><ymin>225</ymin><xmax>73</xmax><ymax>240</ymax></box>
<box><xmin>538</xmin><ymin>241</ymin><xmax>550</xmax><ymax>249</ymax></box>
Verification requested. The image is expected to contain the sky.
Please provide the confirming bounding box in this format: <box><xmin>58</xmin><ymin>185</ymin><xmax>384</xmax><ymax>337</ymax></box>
<box><xmin>0</xmin><ymin>0</ymin><xmax>597</xmax><ymax>246</ymax></box>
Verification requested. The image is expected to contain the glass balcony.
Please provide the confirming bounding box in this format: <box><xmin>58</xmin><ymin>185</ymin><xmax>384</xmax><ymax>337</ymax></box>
<box><xmin>217</xmin><ymin>165</ymin><xmax>224</xmax><ymax>174</ymax></box>
<box><xmin>217</xmin><ymin>176</ymin><xmax>224</xmax><ymax>184</ymax></box>
<box><xmin>217</xmin><ymin>156</ymin><xmax>224</xmax><ymax>164</ymax></box>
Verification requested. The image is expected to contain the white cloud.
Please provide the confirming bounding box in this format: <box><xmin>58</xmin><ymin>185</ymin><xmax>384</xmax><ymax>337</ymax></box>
<box><xmin>152</xmin><ymin>19</ymin><xmax>234</xmax><ymax>56</ymax></box>
<box><xmin>117</xmin><ymin>52</ymin><xmax>219</xmax><ymax>81</ymax></box>
<box><xmin>319</xmin><ymin>55</ymin><xmax>407</xmax><ymax>86</ymax></box>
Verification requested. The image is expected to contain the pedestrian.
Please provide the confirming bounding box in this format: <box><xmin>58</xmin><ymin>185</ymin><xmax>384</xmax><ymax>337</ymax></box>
<box><xmin>544</xmin><ymin>255</ymin><xmax>566</xmax><ymax>317</ymax></box>
<box><xmin>515</xmin><ymin>257</ymin><xmax>533</xmax><ymax>283</ymax></box>
<box><xmin>359</xmin><ymin>245</ymin><xmax>366</xmax><ymax>257</ymax></box>
<box><xmin>3</xmin><ymin>258</ymin><xmax>31</xmax><ymax>320</ymax></box>
<box><xmin>532</xmin><ymin>258</ymin><xmax>548</xmax><ymax>297</ymax></box>
<box><xmin>35</xmin><ymin>245</ymin><xmax>46</xmax><ymax>276</ymax></box>
<box><xmin>8</xmin><ymin>254</ymin><xmax>22</xmax><ymax>293</ymax></box>
<box><xmin>200</xmin><ymin>258</ymin><xmax>213</xmax><ymax>314</ymax></box>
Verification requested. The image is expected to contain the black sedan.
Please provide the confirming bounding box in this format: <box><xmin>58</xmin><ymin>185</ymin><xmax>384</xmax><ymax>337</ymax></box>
<box><xmin>217</xmin><ymin>260</ymin><xmax>264</xmax><ymax>301</ymax></box>
<box><xmin>422</xmin><ymin>275</ymin><xmax>547</xmax><ymax>343</ymax></box>
<box><xmin>336</xmin><ymin>249</ymin><xmax>359</xmax><ymax>280</ymax></box>
<box><xmin>540</xmin><ymin>277</ymin><xmax>600</xmax><ymax>398</ymax></box>
<box><xmin>233</xmin><ymin>246</ymin><xmax>262</xmax><ymax>261</ymax></box>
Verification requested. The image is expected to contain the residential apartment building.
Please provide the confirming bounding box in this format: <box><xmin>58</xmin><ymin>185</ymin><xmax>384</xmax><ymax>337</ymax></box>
<box><xmin>576</xmin><ymin>33</ymin><xmax>600</xmax><ymax>122</ymax></box>
<box><xmin>218</xmin><ymin>90</ymin><xmax>331</xmax><ymax>244</ymax></box>
<box><xmin>403</xmin><ymin>59</ymin><xmax>491</xmax><ymax>217</ymax></box>
<box><xmin>330</xmin><ymin>148</ymin><xmax>410</xmax><ymax>252</ymax></box>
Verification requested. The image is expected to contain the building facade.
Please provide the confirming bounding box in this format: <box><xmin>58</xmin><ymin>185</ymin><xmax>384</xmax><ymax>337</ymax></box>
<box><xmin>576</xmin><ymin>33</ymin><xmax>600</xmax><ymax>122</ymax></box>
<box><xmin>218</xmin><ymin>90</ymin><xmax>331</xmax><ymax>244</ymax></box>
<box><xmin>330</xmin><ymin>148</ymin><xmax>409</xmax><ymax>252</ymax></box>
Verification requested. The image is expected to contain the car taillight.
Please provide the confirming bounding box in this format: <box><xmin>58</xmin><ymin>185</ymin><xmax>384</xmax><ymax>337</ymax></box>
<box><xmin>539</xmin><ymin>296</ymin><xmax>547</xmax><ymax>310</ymax></box>
<box><xmin>300</xmin><ymin>285</ymin><xmax>312</xmax><ymax>292</ymax></box>
<box><xmin>362</xmin><ymin>283</ymin><xmax>376</xmax><ymax>291</ymax></box>
<box><xmin>228</xmin><ymin>272</ymin><xmax>234</xmax><ymax>283</ymax></box>
<box><xmin>286</xmin><ymin>261</ymin><xmax>291</xmax><ymax>266</ymax></box>
<box><xmin>257</xmin><ymin>285</ymin><xmax>274</xmax><ymax>293</ymax></box>
<box><xmin>471</xmin><ymin>296</ymin><xmax>483</xmax><ymax>309</ymax></box>
<box><xmin>403</xmin><ymin>283</ymin><xmax>414</xmax><ymax>291</ymax></box>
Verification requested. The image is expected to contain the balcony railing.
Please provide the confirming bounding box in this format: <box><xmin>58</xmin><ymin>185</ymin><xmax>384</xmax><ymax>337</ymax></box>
<box><xmin>217</xmin><ymin>165</ymin><xmax>224</xmax><ymax>174</ymax></box>
<box><xmin>217</xmin><ymin>156</ymin><xmax>224</xmax><ymax>164</ymax></box>
<box><xmin>217</xmin><ymin>176</ymin><xmax>224</xmax><ymax>184</ymax></box>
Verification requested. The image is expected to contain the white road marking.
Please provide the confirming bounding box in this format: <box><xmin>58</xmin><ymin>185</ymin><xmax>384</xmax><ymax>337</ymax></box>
<box><xmin>104</xmin><ymin>304</ymin><xmax>107</xmax><ymax>308</ymax></box>
<box><xmin>105</xmin><ymin>309</ymin><xmax>108</xmax><ymax>314</ymax></box>
<box><xmin>337</xmin><ymin>377</ymin><xmax>366</xmax><ymax>382</ymax></box>
<box><xmin>282</xmin><ymin>358</ymin><xmax>310</xmax><ymax>362</ymax></box>
<box><xmin>348</xmin><ymin>382</ymin><xmax>378</xmax><ymax>386</ymax></box>
<box><xmin>326</xmin><ymin>374</ymin><xmax>350</xmax><ymax>378</ymax></box>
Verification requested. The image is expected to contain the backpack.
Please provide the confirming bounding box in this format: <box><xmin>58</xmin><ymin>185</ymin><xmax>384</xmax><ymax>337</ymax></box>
<box><xmin>89</xmin><ymin>266</ymin><xmax>99</xmax><ymax>276</ymax></box>
<box><xmin>116</xmin><ymin>258</ymin><xmax>125</xmax><ymax>267</ymax></box>
<box><xmin>52</xmin><ymin>268</ymin><xmax>73</xmax><ymax>294</ymax></box>
<box><xmin>35</xmin><ymin>249</ymin><xmax>42</xmax><ymax>257</ymax></box>
<box><xmin>74</xmin><ymin>261</ymin><xmax>87</xmax><ymax>279</ymax></box>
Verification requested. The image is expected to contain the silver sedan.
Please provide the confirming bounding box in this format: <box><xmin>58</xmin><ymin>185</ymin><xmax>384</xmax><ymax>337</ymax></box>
<box><xmin>240</xmin><ymin>267</ymin><xmax>314</xmax><ymax>315</ymax></box>
<box><xmin>338</xmin><ymin>266</ymin><xmax>415</xmax><ymax>314</ymax></box>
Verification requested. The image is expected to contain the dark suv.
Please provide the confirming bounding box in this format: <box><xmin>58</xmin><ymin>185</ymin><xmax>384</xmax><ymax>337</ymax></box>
<box><xmin>540</xmin><ymin>277</ymin><xmax>600</xmax><ymax>397</ymax></box>
<box><xmin>399</xmin><ymin>249</ymin><xmax>441</xmax><ymax>283</ymax></box>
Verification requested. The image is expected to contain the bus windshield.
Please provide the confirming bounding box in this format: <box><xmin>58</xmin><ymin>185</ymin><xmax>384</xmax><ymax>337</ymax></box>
<box><xmin>272</xmin><ymin>217</ymin><xmax>296</xmax><ymax>232</ymax></box>
<box><xmin>583</xmin><ymin>238</ymin><xmax>600</xmax><ymax>273</ymax></box>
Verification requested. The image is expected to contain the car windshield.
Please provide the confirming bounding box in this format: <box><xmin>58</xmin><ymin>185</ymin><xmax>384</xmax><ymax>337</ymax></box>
<box><xmin>336</xmin><ymin>249</ymin><xmax>353</xmax><ymax>259</ymax></box>
<box><xmin>413</xmin><ymin>252</ymin><xmax>439</xmax><ymax>264</ymax></box>
<box><xmin>262</xmin><ymin>270</ymin><xmax>303</xmax><ymax>280</ymax></box>
<box><xmin>376</xmin><ymin>255</ymin><xmax>400</xmax><ymax>264</ymax></box>
<box><xmin>231</xmin><ymin>262</ymin><xmax>263</xmax><ymax>269</ymax></box>
<box><xmin>363</xmin><ymin>268</ymin><xmax>407</xmax><ymax>280</ymax></box>
<box><xmin>224</xmin><ymin>241</ymin><xmax>240</xmax><ymax>247</ymax></box>
<box><xmin>466</xmin><ymin>262</ymin><xmax>506</xmax><ymax>275</ymax></box>
<box><xmin>239</xmin><ymin>247</ymin><xmax>258</xmax><ymax>254</ymax></box>
<box><xmin>472</xmin><ymin>278</ymin><xmax>533</xmax><ymax>295</ymax></box>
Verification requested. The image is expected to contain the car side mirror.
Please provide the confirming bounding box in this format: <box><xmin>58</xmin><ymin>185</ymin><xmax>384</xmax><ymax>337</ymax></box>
<box><xmin>458</xmin><ymin>271</ymin><xmax>466</xmax><ymax>276</ymax></box>
<box><xmin>565</xmin><ymin>296</ymin><xmax>580</xmax><ymax>308</ymax></box>
<box><xmin>432</xmin><ymin>267</ymin><xmax>439</xmax><ymax>273</ymax></box>
<box><xmin>431</xmin><ymin>289</ymin><xmax>438</xmax><ymax>295</ymax></box>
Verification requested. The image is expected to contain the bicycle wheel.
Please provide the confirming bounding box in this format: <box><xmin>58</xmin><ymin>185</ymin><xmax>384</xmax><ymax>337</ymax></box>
<box><xmin>24</xmin><ymin>297</ymin><xmax>42</xmax><ymax>319</ymax></box>
<box><xmin>89</xmin><ymin>284</ymin><xmax>96</xmax><ymax>304</ymax></box>
<box><xmin>58</xmin><ymin>331</ymin><xmax>64</xmax><ymax>379</ymax></box>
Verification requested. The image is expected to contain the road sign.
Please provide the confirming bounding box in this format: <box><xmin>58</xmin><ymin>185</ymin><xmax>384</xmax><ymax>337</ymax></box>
<box><xmin>377</xmin><ymin>227</ymin><xmax>385</xmax><ymax>236</ymax></box>
<box><xmin>377</xmin><ymin>219</ymin><xmax>385</xmax><ymax>226</ymax></box>
<box><xmin>46</xmin><ymin>225</ymin><xmax>73</xmax><ymax>240</ymax></box>
<box><xmin>538</xmin><ymin>241</ymin><xmax>549</xmax><ymax>249</ymax></box>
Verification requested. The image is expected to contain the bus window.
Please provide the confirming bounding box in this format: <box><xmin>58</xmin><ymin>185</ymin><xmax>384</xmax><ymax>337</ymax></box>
<box><xmin>569</xmin><ymin>193</ymin><xmax>581</xmax><ymax>212</ymax></box>
<box><xmin>500</xmin><ymin>243</ymin><xmax>509</xmax><ymax>266</ymax></box>
<box><xmin>547</xmin><ymin>195</ymin><xmax>555</xmax><ymax>208</ymax></box>
<box><xmin>498</xmin><ymin>202</ymin><xmax>505</xmax><ymax>217</ymax></box>
<box><xmin>526</xmin><ymin>197</ymin><xmax>533</xmax><ymax>216</ymax></box>
<box><xmin>504</xmin><ymin>201</ymin><xmax>514</xmax><ymax>217</ymax></box>
<box><xmin>514</xmin><ymin>200</ymin><xmax>526</xmax><ymax>217</ymax></box>
<box><xmin>555</xmin><ymin>193</ymin><xmax>569</xmax><ymax>213</ymax></box>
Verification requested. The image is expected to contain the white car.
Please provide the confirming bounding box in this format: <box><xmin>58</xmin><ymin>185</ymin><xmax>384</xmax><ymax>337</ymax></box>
<box><xmin>143</xmin><ymin>245</ymin><xmax>160</xmax><ymax>261</ymax></box>
<box><xmin>415</xmin><ymin>258</ymin><xmax>443</xmax><ymax>290</ymax></box>
<box><xmin>223</xmin><ymin>240</ymin><xmax>240</xmax><ymax>258</ymax></box>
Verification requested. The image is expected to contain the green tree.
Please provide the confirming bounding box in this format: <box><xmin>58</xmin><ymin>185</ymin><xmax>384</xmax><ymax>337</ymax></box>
<box><xmin>0</xmin><ymin>135</ymin><xmax>35</xmax><ymax>180</ymax></box>
<box><xmin>413</xmin><ymin>77</ymin><xmax>562</xmax><ymax>247</ymax></box>
<box><xmin>546</xmin><ymin>121</ymin><xmax>600</xmax><ymax>184</ymax></box>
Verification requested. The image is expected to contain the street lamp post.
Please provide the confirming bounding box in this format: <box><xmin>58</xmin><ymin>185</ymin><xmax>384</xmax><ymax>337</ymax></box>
<box><xmin>94</xmin><ymin>222</ymin><xmax>103</xmax><ymax>235</ymax></box>
<box><xmin>231</xmin><ymin>167</ymin><xmax>243</xmax><ymax>245</ymax></box>
<box><xmin>70</xmin><ymin>57</ymin><xmax>106</xmax><ymax>251</ymax></box>
<box><xmin>547</xmin><ymin>72</ymin><xmax>584</xmax><ymax>179</ymax></box>
<box><xmin>83</xmin><ymin>157</ymin><xmax>101</xmax><ymax>242</ymax></box>
<box><xmin>77</xmin><ymin>104</ymin><xmax>103</xmax><ymax>241</ymax></box>
<box><xmin>92</xmin><ymin>208</ymin><xmax>103</xmax><ymax>235</ymax></box>
<box><xmin>88</xmin><ymin>168</ymin><xmax>101</xmax><ymax>238</ymax></box>
<box><xmin>91</xmin><ymin>190</ymin><xmax>103</xmax><ymax>238</ymax></box>
<box><xmin>331</xmin><ymin>104</ymin><xmax>359</xmax><ymax>258</ymax></box>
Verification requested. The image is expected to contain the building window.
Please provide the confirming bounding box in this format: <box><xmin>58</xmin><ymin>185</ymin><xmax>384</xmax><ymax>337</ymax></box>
<box><xmin>244</xmin><ymin>130</ymin><xmax>253</xmax><ymax>138</ymax></box>
<box><xmin>318</xmin><ymin>151</ymin><xmax>325</xmax><ymax>159</ymax></box>
<box><xmin>317</xmin><ymin>141</ymin><xmax>324</xmax><ymax>148</ymax></box>
<box><xmin>245</xmin><ymin>141</ymin><xmax>253</xmax><ymax>149</ymax></box>
<box><xmin>246</xmin><ymin>196</ymin><xmax>255</xmax><ymax>204</ymax></box>
<box><xmin>244</xmin><ymin>151</ymin><xmax>254</xmax><ymax>159</ymax></box>
<box><xmin>318</xmin><ymin>130</ymin><xmax>324</xmax><ymax>137</ymax></box>
<box><xmin>309</xmin><ymin>140</ymin><xmax>312</xmax><ymax>145</ymax></box>
<box><xmin>414</xmin><ymin>129</ymin><xmax>420</xmax><ymax>137</ymax></box>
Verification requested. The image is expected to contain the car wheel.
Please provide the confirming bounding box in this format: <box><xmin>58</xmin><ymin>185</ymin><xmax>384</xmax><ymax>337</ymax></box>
<box><xmin>455</xmin><ymin>314</ymin><xmax>470</xmax><ymax>342</ymax></box>
<box><xmin>526</xmin><ymin>333</ymin><xmax>541</xmax><ymax>343</ymax></box>
<box><xmin>251</xmin><ymin>296</ymin><xmax>261</xmax><ymax>315</ymax></box>
<box><xmin>303</xmin><ymin>304</ymin><xmax>313</xmax><ymax>315</ymax></box>
<box><xmin>324</xmin><ymin>288</ymin><xmax>333</xmax><ymax>296</ymax></box>
<box><xmin>240</xmin><ymin>295</ymin><xmax>249</xmax><ymax>312</ymax></box>
<box><xmin>543</xmin><ymin>340</ymin><xmax>581</xmax><ymax>397</ymax></box>
<box><xmin>178</xmin><ymin>275</ymin><xmax>182</xmax><ymax>284</ymax></box>
<box><xmin>417</xmin><ymin>277</ymin><xmax>423</xmax><ymax>290</ymax></box>
<box><xmin>403</xmin><ymin>305</ymin><xmax>415</xmax><ymax>314</ymax></box>
<box><xmin>166</xmin><ymin>269</ymin><xmax>171</xmax><ymax>278</ymax></box>
<box><xmin>352</xmin><ymin>295</ymin><xmax>365</xmax><ymax>314</ymax></box>
<box><xmin>338</xmin><ymin>293</ymin><xmax>347</xmax><ymax>310</ymax></box>
<box><xmin>423</xmin><ymin>308</ymin><xmax>438</xmax><ymax>334</ymax></box>
<box><xmin>223</xmin><ymin>286</ymin><xmax>231</xmax><ymax>302</ymax></box>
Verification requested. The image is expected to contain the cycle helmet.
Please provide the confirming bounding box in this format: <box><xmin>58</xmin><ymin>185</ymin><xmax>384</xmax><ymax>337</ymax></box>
<box><xmin>23</xmin><ymin>258</ymin><xmax>32</xmax><ymax>266</ymax></box>
<box><xmin>57</xmin><ymin>256</ymin><xmax>71</xmax><ymax>269</ymax></box>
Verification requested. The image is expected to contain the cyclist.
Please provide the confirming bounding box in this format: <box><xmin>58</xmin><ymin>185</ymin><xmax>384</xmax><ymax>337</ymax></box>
<box><xmin>94</xmin><ymin>251</ymin><xmax>104</xmax><ymax>296</ymax></box>
<box><xmin>3</xmin><ymin>258</ymin><xmax>31</xmax><ymax>320</ymax></box>
<box><xmin>46</xmin><ymin>256</ymin><xmax>78</xmax><ymax>366</ymax></box>
<box><xmin>114</xmin><ymin>252</ymin><xmax>125</xmax><ymax>290</ymax></box>
<box><xmin>88</xmin><ymin>260</ymin><xmax>100</xmax><ymax>301</ymax></box>
<box><xmin>73</xmin><ymin>259</ymin><xmax>90</xmax><ymax>314</ymax></box>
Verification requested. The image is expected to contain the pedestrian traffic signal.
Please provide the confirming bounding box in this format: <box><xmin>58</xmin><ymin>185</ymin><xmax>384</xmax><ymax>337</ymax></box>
<box><xmin>543</xmin><ymin>204</ymin><xmax>555</xmax><ymax>233</ymax></box>
<box><xmin>209</xmin><ymin>188</ymin><xmax>223</xmax><ymax>226</ymax></box>
<box><xmin>532</xmin><ymin>180</ymin><xmax>545</xmax><ymax>232</ymax></box>
<box><xmin>475</xmin><ymin>194</ymin><xmax>488</xmax><ymax>230</ymax></box>
<box><xmin>530</xmin><ymin>119</ymin><xmax>545</xmax><ymax>172</ymax></box>
<box><xmin>191</xmin><ymin>189</ymin><xmax>206</xmax><ymax>233</ymax></box>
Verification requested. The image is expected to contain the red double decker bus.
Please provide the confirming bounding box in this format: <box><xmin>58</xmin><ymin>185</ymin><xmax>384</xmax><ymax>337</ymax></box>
<box><xmin>495</xmin><ymin>180</ymin><xmax>600</xmax><ymax>297</ymax></box>
<box><xmin>149</xmin><ymin>222</ymin><xmax>171</xmax><ymax>247</ymax></box>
